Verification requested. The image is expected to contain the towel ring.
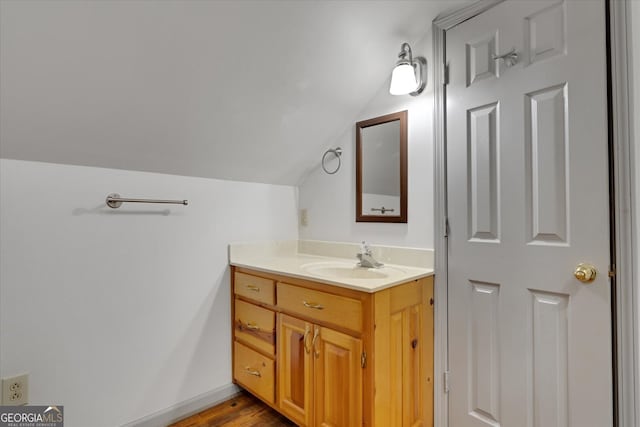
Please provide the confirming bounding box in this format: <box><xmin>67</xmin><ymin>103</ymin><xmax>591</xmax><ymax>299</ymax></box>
<box><xmin>322</xmin><ymin>147</ymin><xmax>342</xmax><ymax>175</ymax></box>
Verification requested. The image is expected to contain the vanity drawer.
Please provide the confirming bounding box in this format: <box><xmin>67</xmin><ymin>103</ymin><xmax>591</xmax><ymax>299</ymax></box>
<box><xmin>234</xmin><ymin>272</ymin><xmax>275</xmax><ymax>305</ymax></box>
<box><xmin>277</xmin><ymin>283</ymin><xmax>363</xmax><ymax>333</ymax></box>
<box><xmin>234</xmin><ymin>341</ymin><xmax>275</xmax><ymax>405</ymax></box>
<box><xmin>234</xmin><ymin>299</ymin><xmax>275</xmax><ymax>355</ymax></box>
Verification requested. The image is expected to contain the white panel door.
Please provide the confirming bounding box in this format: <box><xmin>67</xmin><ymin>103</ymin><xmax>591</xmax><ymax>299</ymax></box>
<box><xmin>446</xmin><ymin>1</ymin><xmax>612</xmax><ymax>426</ymax></box>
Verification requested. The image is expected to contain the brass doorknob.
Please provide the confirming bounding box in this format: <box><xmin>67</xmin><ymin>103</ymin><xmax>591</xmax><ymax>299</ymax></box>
<box><xmin>574</xmin><ymin>263</ymin><xmax>597</xmax><ymax>283</ymax></box>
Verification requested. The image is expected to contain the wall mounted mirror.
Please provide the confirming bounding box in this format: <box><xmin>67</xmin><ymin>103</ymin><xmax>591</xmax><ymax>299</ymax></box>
<box><xmin>356</xmin><ymin>110</ymin><xmax>407</xmax><ymax>223</ymax></box>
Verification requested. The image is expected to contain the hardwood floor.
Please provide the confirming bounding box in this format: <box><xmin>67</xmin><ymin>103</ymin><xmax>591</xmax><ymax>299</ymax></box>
<box><xmin>169</xmin><ymin>391</ymin><xmax>297</xmax><ymax>427</ymax></box>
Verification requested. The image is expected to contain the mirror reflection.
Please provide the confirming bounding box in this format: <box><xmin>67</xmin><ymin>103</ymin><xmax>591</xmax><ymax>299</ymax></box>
<box><xmin>356</xmin><ymin>111</ymin><xmax>407</xmax><ymax>223</ymax></box>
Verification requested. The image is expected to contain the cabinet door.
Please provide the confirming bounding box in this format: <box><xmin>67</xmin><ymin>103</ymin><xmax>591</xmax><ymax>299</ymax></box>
<box><xmin>387</xmin><ymin>303</ymin><xmax>424</xmax><ymax>427</ymax></box>
<box><xmin>313</xmin><ymin>326</ymin><xmax>362</xmax><ymax>427</ymax></box>
<box><xmin>400</xmin><ymin>304</ymin><xmax>423</xmax><ymax>427</ymax></box>
<box><xmin>374</xmin><ymin>278</ymin><xmax>432</xmax><ymax>427</ymax></box>
<box><xmin>278</xmin><ymin>314</ymin><xmax>313</xmax><ymax>426</ymax></box>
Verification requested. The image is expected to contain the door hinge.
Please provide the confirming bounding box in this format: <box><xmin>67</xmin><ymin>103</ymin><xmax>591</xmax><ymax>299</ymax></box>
<box><xmin>444</xmin><ymin>371</ymin><xmax>450</xmax><ymax>393</ymax></box>
<box><xmin>609</xmin><ymin>264</ymin><xmax>616</xmax><ymax>278</ymax></box>
<box><xmin>444</xmin><ymin>217</ymin><xmax>450</xmax><ymax>238</ymax></box>
<box><xmin>361</xmin><ymin>351</ymin><xmax>367</xmax><ymax>369</ymax></box>
<box><xmin>443</xmin><ymin>63</ymin><xmax>450</xmax><ymax>85</ymax></box>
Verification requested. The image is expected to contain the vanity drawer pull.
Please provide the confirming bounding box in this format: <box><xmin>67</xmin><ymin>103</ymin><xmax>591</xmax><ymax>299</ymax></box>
<box><xmin>303</xmin><ymin>301</ymin><xmax>324</xmax><ymax>310</ymax></box>
<box><xmin>303</xmin><ymin>324</ymin><xmax>312</xmax><ymax>354</ymax></box>
<box><xmin>312</xmin><ymin>327</ymin><xmax>320</xmax><ymax>358</ymax></box>
<box><xmin>246</xmin><ymin>285</ymin><xmax>261</xmax><ymax>292</ymax></box>
<box><xmin>245</xmin><ymin>322</ymin><xmax>260</xmax><ymax>331</ymax></box>
<box><xmin>244</xmin><ymin>367</ymin><xmax>262</xmax><ymax>377</ymax></box>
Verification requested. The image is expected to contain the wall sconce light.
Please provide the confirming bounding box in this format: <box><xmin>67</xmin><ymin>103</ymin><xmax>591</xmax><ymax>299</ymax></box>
<box><xmin>389</xmin><ymin>42</ymin><xmax>427</xmax><ymax>96</ymax></box>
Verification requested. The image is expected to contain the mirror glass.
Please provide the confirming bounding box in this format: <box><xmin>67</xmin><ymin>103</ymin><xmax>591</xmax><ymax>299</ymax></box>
<box><xmin>356</xmin><ymin>110</ymin><xmax>407</xmax><ymax>223</ymax></box>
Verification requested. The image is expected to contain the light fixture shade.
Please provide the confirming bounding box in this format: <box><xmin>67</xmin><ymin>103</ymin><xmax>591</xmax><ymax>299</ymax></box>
<box><xmin>389</xmin><ymin>63</ymin><xmax>418</xmax><ymax>95</ymax></box>
<box><xmin>389</xmin><ymin>42</ymin><xmax>427</xmax><ymax>96</ymax></box>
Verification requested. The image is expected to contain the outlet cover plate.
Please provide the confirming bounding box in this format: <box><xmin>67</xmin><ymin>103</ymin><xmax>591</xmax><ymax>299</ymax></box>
<box><xmin>2</xmin><ymin>373</ymin><xmax>29</xmax><ymax>405</ymax></box>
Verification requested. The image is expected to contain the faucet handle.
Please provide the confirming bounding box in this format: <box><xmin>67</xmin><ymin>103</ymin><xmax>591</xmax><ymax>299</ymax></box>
<box><xmin>360</xmin><ymin>241</ymin><xmax>371</xmax><ymax>255</ymax></box>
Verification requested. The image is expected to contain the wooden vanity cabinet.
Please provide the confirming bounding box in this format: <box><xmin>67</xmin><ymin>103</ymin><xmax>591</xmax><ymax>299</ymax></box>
<box><xmin>231</xmin><ymin>266</ymin><xmax>434</xmax><ymax>427</ymax></box>
<box><xmin>313</xmin><ymin>325</ymin><xmax>363</xmax><ymax>427</ymax></box>
<box><xmin>232</xmin><ymin>272</ymin><xmax>277</xmax><ymax>405</ymax></box>
<box><xmin>278</xmin><ymin>314</ymin><xmax>312</xmax><ymax>425</ymax></box>
<box><xmin>278</xmin><ymin>314</ymin><xmax>363</xmax><ymax>427</ymax></box>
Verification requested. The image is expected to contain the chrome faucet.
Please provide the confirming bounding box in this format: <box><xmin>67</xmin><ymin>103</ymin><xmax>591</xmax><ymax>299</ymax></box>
<box><xmin>357</xmin><ymin>241</ymin><xmax>383</xmax><ymax>268</ymax></box>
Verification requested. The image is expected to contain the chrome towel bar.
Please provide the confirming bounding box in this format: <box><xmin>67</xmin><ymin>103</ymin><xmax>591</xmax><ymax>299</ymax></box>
<box><xmin>106</xmin><ymin>193</ymin><xmax>188</xmax><ymax>209</ymax></box>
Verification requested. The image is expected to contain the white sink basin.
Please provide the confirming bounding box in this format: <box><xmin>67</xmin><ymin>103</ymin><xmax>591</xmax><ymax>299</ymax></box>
<box><xmin>300</xmin><ymin>261</ymin><xmax>405</xmax><ymax>280</ymax></box>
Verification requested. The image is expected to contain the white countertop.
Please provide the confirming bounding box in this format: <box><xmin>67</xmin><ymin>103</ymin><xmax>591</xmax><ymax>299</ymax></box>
<box><xmin>229</xmin><ymin>240</ymin><xmax>434</xmax><ymax>293</ymax></box>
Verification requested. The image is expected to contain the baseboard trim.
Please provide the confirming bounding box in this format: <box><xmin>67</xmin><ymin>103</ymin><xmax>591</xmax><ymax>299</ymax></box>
<box><xmin>122</xmin><ymin>383</ymin><xmax>242</xmax><ymax>427</ymax></box>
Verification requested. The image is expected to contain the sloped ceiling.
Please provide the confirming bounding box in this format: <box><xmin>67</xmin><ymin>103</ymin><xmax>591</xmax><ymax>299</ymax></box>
<box><xmin>0</xmin><ymin>0</ymin><xmax>465</xmax><ymax>185</ymax></box>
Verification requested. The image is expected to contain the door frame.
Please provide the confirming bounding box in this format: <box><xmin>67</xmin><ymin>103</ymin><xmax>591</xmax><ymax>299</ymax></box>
<box><xmin>431</xmin><ymin>1</ymin><xmax>638</xmax><ymax>426</ymax></box>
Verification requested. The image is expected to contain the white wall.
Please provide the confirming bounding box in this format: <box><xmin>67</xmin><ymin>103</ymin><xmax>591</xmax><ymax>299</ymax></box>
<box><xmin>0</xmin><ymin>0</ymin><xmax>455</xmax><ymax>186</ymax></box>
<box><xmin>298</xmin><ymin>33</ymin><xmax>434</xmax><ymax>249</ymax></box>
<box><xmin>0</xmin><ymin>159</ymin><xmax>298</xmax><ymax>427</ymax></box>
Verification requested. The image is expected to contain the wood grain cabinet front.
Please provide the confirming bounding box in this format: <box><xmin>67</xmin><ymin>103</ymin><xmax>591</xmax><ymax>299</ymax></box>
<box><xmin>233</xmin><ymin>341</ymin><xmax>275</xmax><ymax>405</ymax></box>
<box><xmin>231</xmin><ymin>266</ymin><xmax>434</xmax><ymax>427</ymax></box>
<box><xmin>277</xmin><ymin>313</ymin><xmax>363</xmax><ymax>427</ymax></box>
<box><xmin>313</xmin><ymin>325</ymin><xmax>363</xmax><ymax>427</ymax></box>
<box><xmin>277</xmin><ymin>314</ymin><xmax>312</xmax><ymax>426</ymax></box>
<box><xmin>277</xmin><ymin>282</ymin><xmax>363</xmax><ymax>333</ymax></box>
<box><xmin>234</xmin><ymin>299</ymin><xmax>276</xmax><ymax>355</ymax></box>
<box><xmin>234</xmin><ymin>272</ymin><xmax>275</xmax><ymax>305</ymax></box>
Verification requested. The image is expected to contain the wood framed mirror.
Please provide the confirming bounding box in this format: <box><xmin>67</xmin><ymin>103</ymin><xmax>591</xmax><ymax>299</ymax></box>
<box><xmin>356</xmin><ymin>110</ymin><xmax>407</xmax><ymax>223</ymax></box>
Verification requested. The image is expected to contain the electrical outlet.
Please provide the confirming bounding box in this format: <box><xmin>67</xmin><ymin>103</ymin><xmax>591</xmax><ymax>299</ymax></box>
<box><xmin>2</xmin><ymin>373</ymin><xmax>29</xmax><ymax>405</ymax></box>
<box><xmin>300</xmin><ymin>209</ymin><xmax>308</xmax><ymax>227</ymax></box>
